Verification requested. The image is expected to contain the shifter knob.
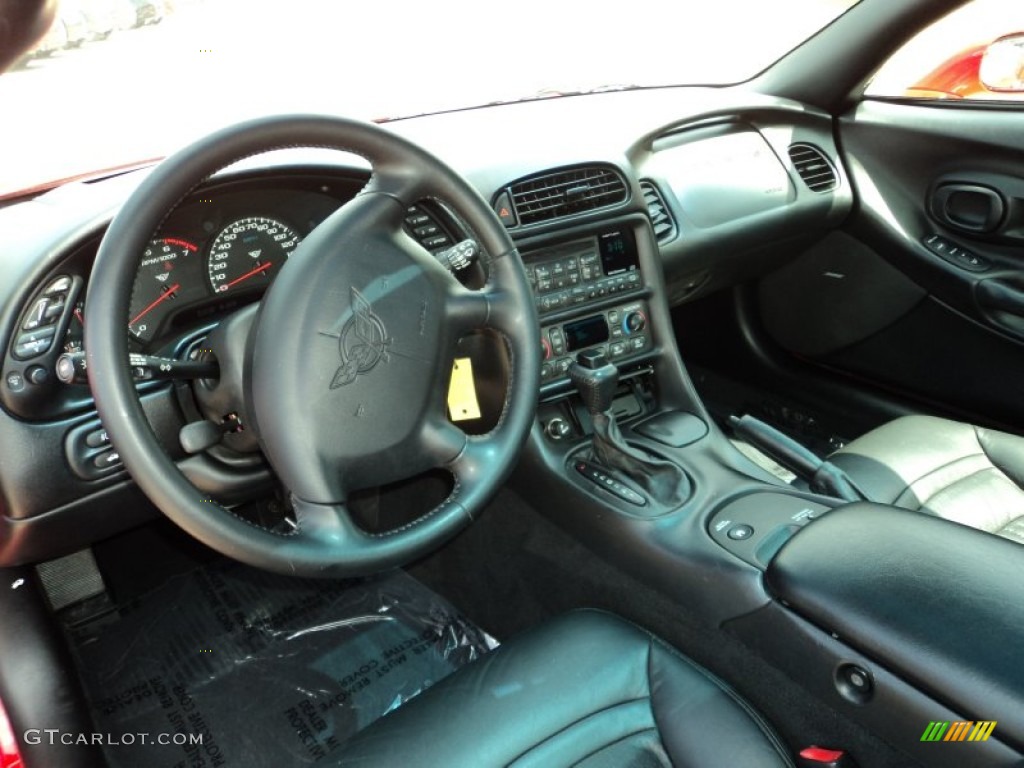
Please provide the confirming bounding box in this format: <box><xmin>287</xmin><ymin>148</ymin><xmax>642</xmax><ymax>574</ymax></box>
<box><xmin>570</xmin><ymin>350</ymin><xmax>619</xmax><ymax>415</ymax></box>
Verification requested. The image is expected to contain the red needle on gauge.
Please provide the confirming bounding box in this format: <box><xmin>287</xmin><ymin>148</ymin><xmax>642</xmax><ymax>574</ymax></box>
<box><xmin>221</xmin><ymin>261</ymin><xmax>272</xmax><ymax>291</ymax></box>
<box><xmin>130</xmin><ymin>283</ymin><xmax>181</xmax><ymax>327</ymax></box>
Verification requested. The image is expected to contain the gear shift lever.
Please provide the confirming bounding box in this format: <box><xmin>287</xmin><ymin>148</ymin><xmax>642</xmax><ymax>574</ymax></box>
<box><xmin>569</xmin><ymin>351</ymin><xmax>691</xmax><ymax>510</ymax></box>
<box><xmin>569</xmin><ymin>349</ymin><xmax>618</xmax><ymax>415</ymax></box>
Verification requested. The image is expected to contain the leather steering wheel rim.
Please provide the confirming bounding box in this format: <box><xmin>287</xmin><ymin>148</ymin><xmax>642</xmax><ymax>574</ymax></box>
<box><xmin>85</xmin><ymin>115</ymin><xmax>539</xmax><ymax>577</ymax></box>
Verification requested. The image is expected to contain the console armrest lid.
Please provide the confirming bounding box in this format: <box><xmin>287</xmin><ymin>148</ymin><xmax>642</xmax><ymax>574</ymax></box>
<box><xmin>767</xmin><ymin>503</ymin><xmax>1024</xmax><ymax>751</ymax></box>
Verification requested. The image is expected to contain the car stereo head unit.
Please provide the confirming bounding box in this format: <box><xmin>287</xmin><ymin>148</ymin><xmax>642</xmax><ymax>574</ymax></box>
<box><xmin>524</xmin><ymin>228</ymin><xmax>642</xmax><ymax>315</ymax></box>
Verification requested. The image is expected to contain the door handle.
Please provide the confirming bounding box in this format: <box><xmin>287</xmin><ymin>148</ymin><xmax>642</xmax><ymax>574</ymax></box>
<box><xmin>931</xmin><ymin>184</ymin><xmax>1005</xmax><ymax>234</ymax></box>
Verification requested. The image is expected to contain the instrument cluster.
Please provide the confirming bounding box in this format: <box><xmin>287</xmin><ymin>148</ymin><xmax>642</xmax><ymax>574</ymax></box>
<box><xmin>123</xmin><ymin>180</ymin><xmax>353</xmax><ymax>346</ymax></box>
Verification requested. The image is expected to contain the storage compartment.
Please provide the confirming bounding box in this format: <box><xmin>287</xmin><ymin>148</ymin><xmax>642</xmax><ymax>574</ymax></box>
<box><xmin>761</xmin><ymin>503</ymin><xmax>1024</xmax><ymax>758</ymax></box>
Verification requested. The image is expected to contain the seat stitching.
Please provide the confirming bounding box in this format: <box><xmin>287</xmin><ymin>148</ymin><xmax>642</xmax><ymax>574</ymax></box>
<box><xmin>585</xmin><ymin>611</ymin><xmax>795</xmax><ymax>768</ymax></box>
<box><xmin>891</xmin><ymin>453</ymin><xmax>988</xmax><ymax>508</ymax></box>
<box><xmin>973</xmin><ymin>426</ymin><xmax>1024</xmax><ymax>488</ymax></box>
<box><xmin>905</xmin><ymin>465</ymin><xmax>1013</xmax><ymax>513</ymax></box>
<box><xmin>644</xmin><ymin>634</ymin><xmax>795</xmax><ymax>766</ymax></box>
<box><xmin>503</xmin><ymin>696</ymin><xmax>651</xmax><ymax>766</ymax></box>
<box><xmin>564</xmin><ymin>726</ymin><xmax>661</xmax><ymax>767</ymax></box>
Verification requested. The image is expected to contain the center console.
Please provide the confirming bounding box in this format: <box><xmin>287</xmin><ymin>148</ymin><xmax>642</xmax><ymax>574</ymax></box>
<box><xmin>513</xmin><ymin>211</ymin><xmax>1024</xmax><ymax>767</ymax></box>
<box><xmin>523</xmin><ymin>227</ymin><xmax>654</xmax><ymax>386</ymax></box>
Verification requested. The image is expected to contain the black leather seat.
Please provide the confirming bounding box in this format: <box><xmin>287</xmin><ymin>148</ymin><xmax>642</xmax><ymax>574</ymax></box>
<box><xmin>830</xmin><ymin>415</ymin><xmax>1024</xmax><ymax>544</ymax></box>
<box><xmin>338</xmin><ymin>610</ymin><xmax>793</xmax><ymax>767</ymax></box>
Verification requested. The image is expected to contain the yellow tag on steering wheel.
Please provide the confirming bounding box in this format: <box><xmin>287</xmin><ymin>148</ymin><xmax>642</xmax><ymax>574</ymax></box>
<box><xmin>447</xmin><ymin>358</ymin><xmax>481</xmax><ymax>422</ymax></box>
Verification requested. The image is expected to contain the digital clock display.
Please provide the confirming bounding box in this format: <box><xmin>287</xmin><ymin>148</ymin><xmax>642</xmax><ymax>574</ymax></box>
<box><xmin>598</xmin><ymin>229</ymin><xmax>639</xmax><ymax>276</ymax></box>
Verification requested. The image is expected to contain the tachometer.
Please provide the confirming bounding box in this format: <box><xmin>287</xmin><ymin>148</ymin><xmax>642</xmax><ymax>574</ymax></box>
<box><xmin>129</xmin><ymin>237</ymin><xmax>203</xmax><ymax>342</ymax></box>
<box><xmin>207</xmin><ymin>217</ymin><xmax>301</xmax><ymax>294</ymax></box>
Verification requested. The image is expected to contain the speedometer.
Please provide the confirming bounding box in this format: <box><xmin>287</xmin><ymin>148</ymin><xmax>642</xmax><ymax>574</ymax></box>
<box><xmin>207</xmin><ymin>217</ymin><xmax>301</xmax><ymax>294</ymax></box>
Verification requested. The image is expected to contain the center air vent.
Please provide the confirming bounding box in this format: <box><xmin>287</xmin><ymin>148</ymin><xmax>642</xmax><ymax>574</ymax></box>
<box><xmin>788</xmin><ymin>144</ymin><xmax>838</xmax><ymax>193</ymax></box>
<box><xmin>504</xmin><ymin>165</ymin><xmax>628</xmax><ymax>226</ymax></box>
<box><xmin>639</xmin><ymin>180</ymin><xmax>676</xmax><ymax>243</ymax></box>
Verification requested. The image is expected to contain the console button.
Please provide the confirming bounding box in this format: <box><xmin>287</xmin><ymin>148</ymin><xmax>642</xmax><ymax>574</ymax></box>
<box><xmin>556</xmin><ymin>358</ymin><xmax>571</xmax><ymax>375</ymax></box>
<box><xmin>5</xmin><ymin>371</ymin><xmax>24</xmax><ymax>392</ymax></box>
<box><xmin>424</xmin><ymin>234</ymin><xmax>451</xmax><ymax>249</ymax></box>
<box><xmin>541</xmin><ymin>363</ymin><xmax>553</xmax><ymax>380</ymax></box>
<box><xmin>86</xmin><ymin>428</ymin><xmax>110</xmax><ymax>448</ymax></box>
<box><xmin>26</xmin><ymin>365</ymin><xmax>48</xmax><ymax>385</ymax></box>
<box><xmin>43</xmin><ymin>298</ymin><xmax>66</xmax><ymax>321</ymax></box>
<box><xmin>535</xmin><ymin>265</ymin><xmax>551</xmax><ymax>280</ymax></box>
<box><xmin>44</xmin><ymin>275</ymin><xmax>72</xmax><ymax>295</ymax></box>
<box><xmin>574</xmin><ymin>461</ymin><xmax>647</xmax><ymax>506</ymax></box>
<box><xmin>630</xmin><ymin>335</ymin><xmax>647</xmax><ymax>351</ymax></box>
<box><xmin>14</xmin><ymin>338</ymin><xmax>52</xmax><ymax>359</ymax></box>
<box><xmin>92</xmin><ymin>450</ymin><xmax>122</xmax><ymax>470</ymax></box>
<box><xmin>727</xmin><ymin>524</ymin><xmax>755</xmax><ymax>541</ymax></box>
<box><xmin>22</xmin><ymin>298</ymin><xmax>51</xmax><ymax>330</ymax></box>
<box><xmin>609</xmin><ymin>341</ymin><xmax>627</xmax><ymax>358</ymax></box>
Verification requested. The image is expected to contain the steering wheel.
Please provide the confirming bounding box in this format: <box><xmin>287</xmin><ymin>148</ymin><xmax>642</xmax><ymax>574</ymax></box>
<box><xmin>84</xmin><ymin>115</ymin><xmax>539</xmax><ymax>577</ymax></box>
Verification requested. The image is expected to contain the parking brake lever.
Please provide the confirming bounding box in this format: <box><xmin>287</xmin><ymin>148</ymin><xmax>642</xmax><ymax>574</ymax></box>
<box><xmin>729</xmin><ymin>414</ymin><xmax>867</xmax><ymax>503</ymax></box>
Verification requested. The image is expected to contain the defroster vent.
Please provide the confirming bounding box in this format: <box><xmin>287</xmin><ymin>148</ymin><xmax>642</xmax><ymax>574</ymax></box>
<box><xmin>505</xmin><ymin>165</ymin><xmax>628</xmax><ymax>226</ymax></box>
<box><xmin>788</xmin><ymin>144</ymin><xmax>838</xmax><ymax>193</ymax></box>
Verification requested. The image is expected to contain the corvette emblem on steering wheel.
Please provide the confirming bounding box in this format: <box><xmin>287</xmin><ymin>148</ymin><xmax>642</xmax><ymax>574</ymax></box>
<box><xmin>326</xmin><ymin>287</ymin><xmax>391</xmax><ymax>389</ymax></box>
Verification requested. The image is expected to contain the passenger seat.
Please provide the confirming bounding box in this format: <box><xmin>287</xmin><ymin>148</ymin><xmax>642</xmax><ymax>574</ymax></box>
<box><xmin>829</xmin><ymin>415</ymin><xmax>1024</xmax><ymax>544</ymax></box>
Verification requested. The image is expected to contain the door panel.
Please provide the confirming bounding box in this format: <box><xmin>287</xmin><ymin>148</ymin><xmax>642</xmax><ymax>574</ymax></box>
<box><xmin>756</xmin><ymin>99</ymin><xmax>1024</xmax><ymax>427</ymax></box>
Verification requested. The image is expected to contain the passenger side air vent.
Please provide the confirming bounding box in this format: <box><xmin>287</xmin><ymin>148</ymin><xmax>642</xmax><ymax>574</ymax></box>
<box><xmin>788</xmin><ymin>144</ymin><xmax>838</xmax><ymax>193</ymax></box>
<box><xmin>505</xmin><ymin>165</ymin><xmax>628</xmax><ymax>226</ymax></box>
<box><xmin>639</xmin><ymin>180</ymin><xmax>676</xmax><ymax>243</ymax></box>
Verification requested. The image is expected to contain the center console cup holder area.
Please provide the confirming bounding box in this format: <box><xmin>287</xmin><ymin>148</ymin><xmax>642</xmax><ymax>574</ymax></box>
<box><xmin>708</xmin><ymin>492</ymin><xmax>833</xmax><ymax>568</ymax></box>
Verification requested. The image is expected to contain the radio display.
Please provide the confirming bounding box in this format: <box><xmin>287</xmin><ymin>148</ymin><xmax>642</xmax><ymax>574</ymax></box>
<box><xmin>598</xmin><ymin>229</ymin><xmax>639</xmax><ymax>276</ymax></box>
<box><xmin>565</xmin><ymin>315</ymin><xmax>610</xmax><ymax>352</ymax></box>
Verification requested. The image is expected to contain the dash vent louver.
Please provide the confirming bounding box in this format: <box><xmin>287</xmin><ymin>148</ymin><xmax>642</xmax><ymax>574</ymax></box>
<box><xmin>788</xmin><ymin>143</ymin><xmax>838</xmax><ymax>193</ymax></box>
<box><xmin>506</xmin><ymin>165</ymin><xmax>628</xmax><ymax>226</ymax></box>
<box><xmin>639</xmin><ymin>180</ymin><xmax>675</xmax><ymax>243</ymax></box>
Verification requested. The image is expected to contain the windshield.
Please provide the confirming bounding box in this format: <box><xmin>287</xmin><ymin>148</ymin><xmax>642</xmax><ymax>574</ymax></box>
<box><xmin>2</xmin><ymin>0</ymin><xmax>859</xmax><ymax>198</ymax></box>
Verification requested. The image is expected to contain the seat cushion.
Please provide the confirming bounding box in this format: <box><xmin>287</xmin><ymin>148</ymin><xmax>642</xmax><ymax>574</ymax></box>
<box><xmin>338</xmin><ymin>610</ymin><xmax>793</xmax><ymax>767</ymax></box>
<box><xmin>830</xmin><ymin>415</ymin><xmax>1024</xmax><ymax>544</ymax></box>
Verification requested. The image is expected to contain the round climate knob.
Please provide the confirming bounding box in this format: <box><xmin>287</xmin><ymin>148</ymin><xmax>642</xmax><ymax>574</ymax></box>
<box><xmin>623</xmin><ymin>311</ymin><xmax>646</xmax><ymax>334</ymax></box>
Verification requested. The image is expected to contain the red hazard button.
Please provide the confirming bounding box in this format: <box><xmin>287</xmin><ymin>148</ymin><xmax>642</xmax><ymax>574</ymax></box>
<box><xmin>493</xmin><ymin>191</ymin><xmax>517</xmax><ymax>227</ymax></box>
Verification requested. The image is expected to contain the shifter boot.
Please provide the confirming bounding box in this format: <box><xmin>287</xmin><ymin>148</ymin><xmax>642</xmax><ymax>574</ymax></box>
<box><xmin>589</xmin><ymin>411</ymin><xmax>692</xmax><ymax>510</ymax></box>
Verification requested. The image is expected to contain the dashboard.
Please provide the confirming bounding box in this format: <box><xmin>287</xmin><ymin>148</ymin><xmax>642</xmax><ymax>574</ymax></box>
<box><xmin>0</xmin><ymin>85</ymin><xmax>851</xmax><ymax>566</ymax></box>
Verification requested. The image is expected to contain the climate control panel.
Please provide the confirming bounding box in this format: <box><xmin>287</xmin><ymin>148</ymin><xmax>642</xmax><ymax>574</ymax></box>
<box><xmin>540</xmin><ymin>301</ymin><xmax>652</xmax><ymax>383</ymax></box>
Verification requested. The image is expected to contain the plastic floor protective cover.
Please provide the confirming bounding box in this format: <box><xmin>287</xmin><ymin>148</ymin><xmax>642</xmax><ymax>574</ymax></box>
<box><xmin>66</xmin><ymin>561</ymin><xmax>495</xmax><ymax>767</ymax></box>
